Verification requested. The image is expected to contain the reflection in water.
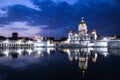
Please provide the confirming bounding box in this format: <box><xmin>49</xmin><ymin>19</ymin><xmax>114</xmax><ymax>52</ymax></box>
<box><xmin>0</xmin><ymin>48</ymin><xmax>56</xmax><ymax>59</ymax></box>
<box><xmin>0</xmin><ymin>48</ymin><xmax>120</xmax><ymax>79</ymax></box>
<box><xmin>0</xmin><ymin>48</ymin><xmax>120</xmax><ymax>62</ymax></box>
<box><xmin>59</xmin><ymin>48</ymin><xmax>120</xmax><ymax>78</ymax></box>
<box><xmin>0</xmin><ymin>48</ymin><xmax>120</xmax><ymax>65</ymax></box>
<box><xmin>0</xmin><ymin>48</ymin><xmax>56</xmax><ymax>70</ymax></box>
<box><xmin>60</xmin><ymin>48</ymin><xmax>97</xmax><ymax>77</ymax></box>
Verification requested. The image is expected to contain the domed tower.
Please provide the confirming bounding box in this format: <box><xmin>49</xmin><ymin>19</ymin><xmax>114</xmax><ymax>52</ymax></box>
<box><xmin>78</xmin><ymin>17</ymin><xmax>88</xmax><ymax>35</ymax></box>
<box><xmin>68</xmin><ymin>30</ymin><xmax>74</xmax><ymax>36</ymax></box>
<box><xmin>91</xmin><ymin>29</ymin><xmax>97</xmax><ymax>40</ymax></box>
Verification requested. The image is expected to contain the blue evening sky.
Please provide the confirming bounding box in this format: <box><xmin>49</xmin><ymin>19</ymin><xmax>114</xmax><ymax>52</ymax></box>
<box><xmin>0</xmin><ymin>0</ymin><xmax>120</xmax><ymax>39</ymax></box>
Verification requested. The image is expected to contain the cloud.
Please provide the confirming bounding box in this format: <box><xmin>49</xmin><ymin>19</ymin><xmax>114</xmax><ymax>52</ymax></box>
<box><xmin>0</xmin><ymin>0</ymin><xmax>41</xmax><ymax>11</ymax></box>
<box><xmin>0</xmin><ymin>22</ymin><xmax>47</xmax><ymax>37</ymax></box>
<box><xmin>0</xmin><ymin>0</ymin><xmax>41</xmax><ymax>17</ymax></box>
<box><xmin>51</xmin><ymin>0</ymin><xmax>117</xmax><ymax>7</ymax></box>
<box><xmin>0</xmin><ymin>9</ymin><xmax>7</xmax><ymax>17</ymax></box>
<box><xmin>52</xmin><ymin>0</ymin><xmax>78</xmax><ymax>5</ymax></box>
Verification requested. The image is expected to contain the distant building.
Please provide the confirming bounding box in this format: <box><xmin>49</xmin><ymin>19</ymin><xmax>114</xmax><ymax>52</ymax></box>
<box><xmin>34</xmin><ymin>35</ymin><xmax>44</xmax><ymax>41</ymax></box>
<box><xmin>12</xmin><ymin>32</ymin><xmax>18</xmax><ymax>39</ymax></box>
<box><xmin>8</xmin><ymin>32</ymin><xmax>31</xmax><ymax>41</ymax></box>
<box><xmin>0</xmin><ymin>36</ymin><xmax>6</xmax><ymax>40</ymax></box>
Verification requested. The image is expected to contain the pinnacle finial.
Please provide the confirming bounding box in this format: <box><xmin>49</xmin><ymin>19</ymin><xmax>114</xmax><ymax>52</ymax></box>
<box><xmin>81</xmin><ymin>17</ymin><xmax>84</xmax><ymax>22</ymax></box>
<box><xmin>82</xmin><ymin>17</ymin><xmax>84</xmax><ymax>20</ymax></box>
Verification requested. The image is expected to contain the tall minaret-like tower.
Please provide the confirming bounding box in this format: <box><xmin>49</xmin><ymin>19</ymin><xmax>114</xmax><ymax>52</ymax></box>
<box><xmin>78</xmin><ymin>17</ymin><xmax>87</xmax><ymax>35</ymax></box>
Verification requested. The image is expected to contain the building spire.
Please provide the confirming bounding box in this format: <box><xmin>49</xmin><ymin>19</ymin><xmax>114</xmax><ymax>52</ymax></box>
<box><xmin>82</xmin><ymin>17</ymin><xmax>84</xmax><ymax>20</ymax></box>
<box><xmin>81</xmin><ymin>17</ymin><xmax>84</xmax><ymax>22</ymax></box>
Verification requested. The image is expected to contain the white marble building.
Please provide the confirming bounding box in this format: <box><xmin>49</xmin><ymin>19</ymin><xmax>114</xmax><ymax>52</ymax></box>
<box><xmin>67</xmin><ymin>17</ymin><xmax>97</xmax><ymax>46</ymax></box>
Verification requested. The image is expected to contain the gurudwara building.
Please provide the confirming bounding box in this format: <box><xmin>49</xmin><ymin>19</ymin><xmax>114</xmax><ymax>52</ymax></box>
<box><xmin>67</xmin><ymin>17</ymin><xmax>97</xmax><ymax>46</ymax></box>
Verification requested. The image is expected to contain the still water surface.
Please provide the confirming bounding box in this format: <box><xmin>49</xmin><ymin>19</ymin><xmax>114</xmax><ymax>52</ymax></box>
<box><xmin>0</xmin><ymin>48</ymin><xmax>120</xmax><ymax>80</ymax></box>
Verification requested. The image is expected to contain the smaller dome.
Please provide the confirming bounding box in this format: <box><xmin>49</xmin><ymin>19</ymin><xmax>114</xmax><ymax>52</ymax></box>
<box><xmin>69</xmin><ymin>29</ymin><xmax>73</xmax><ymax>33</ymax></box>
<box><xmin>91</xmin><ymin>29</ymin><xmax>96</xmax><ymax>34</ymax></box>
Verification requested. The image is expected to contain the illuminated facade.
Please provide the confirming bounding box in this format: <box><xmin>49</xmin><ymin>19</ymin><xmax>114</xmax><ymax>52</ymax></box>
<box><xmin>67</xmin><ymin>17</ymin><xmax>97</xmax><ymax>46</ymax></box>
<box><xmin>0</xmin><ymin>39</ymin><xmax>55</xmax><ymax>48</ymax></box>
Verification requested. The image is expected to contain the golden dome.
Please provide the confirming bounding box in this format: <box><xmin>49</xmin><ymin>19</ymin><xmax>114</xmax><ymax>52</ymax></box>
<box><xmin>80</xmin><ymin>20</ymin><xmax>86</xmax><ymax>24</ymax></box>
<box><xmin>80</xmin><ymin>17</ymin><xmax>86</xmax><ymax>24</ymax></box>
<box><xmin>79</xmin><ymin>17</ymin><xmax>87</xmax><ymax>27</ymax></box>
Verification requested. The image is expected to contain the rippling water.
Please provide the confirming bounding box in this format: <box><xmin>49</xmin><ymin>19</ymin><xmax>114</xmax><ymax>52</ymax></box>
<box><xmin>0</xmin><ymin>48</ymin><xmax>120</xmax><ymax>80</ymax></box>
